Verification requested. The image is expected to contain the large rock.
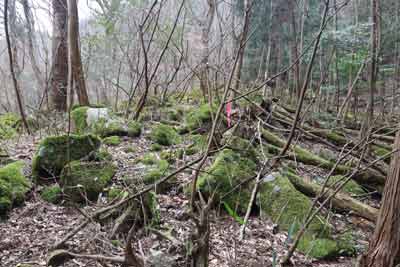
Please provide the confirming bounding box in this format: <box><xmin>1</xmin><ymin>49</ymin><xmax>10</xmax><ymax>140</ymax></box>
<box><xmin>60</xmin><ymin>161</ymin><xmax>116</xmax><ymax>202</ymax></box>
<box><xmin>0</xmin><ymin>161</ymin><xmax>31</xmax><ymax>215</ymax></box>
<box><xmin>196</xmin><ymin>149</ymin><xmax>257</xmax><ymax>213</ymax></box>
<box><xmin>71</xmin><ymin>106</ymin><xmax>142</xmax><ymax>138</ymax></box>
<box><xmin>150</xmin><ymin>124</ymin><xmax>180</xmax><ymax>146</ymax></box>
<box><xmin>184</xmin><ymin>104</ymin><xmax>213</xmax><ymax>132</ymax></box>
<box><xmin>32</xmin><ymin>134</ymin><xmax>101</xmax><ymax>180</ymax></box>
<box><xmin>131</xmin><ymin>153</ymin><xmax>176</xmax><ymax>194</ymax></box>
<box><xmin>258</xmin><ymin>174</ymin><xmax>353</xmax><ymax>259</ymax></box>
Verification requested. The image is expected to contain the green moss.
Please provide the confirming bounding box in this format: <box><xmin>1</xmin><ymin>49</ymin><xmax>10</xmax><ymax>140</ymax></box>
<box><xmin>297</xmin><ymin>232</ymin><xmax>356</xmax><ymax>259</ymax></box>
<box><xmin>71</xmin><ymin>106</ymin><xmax>89</xmax><ymax>133</ymax></box>
<box><xmin>94</xmin><ymin>120</ymin><xmax>127</xmax><ymax>137</ymax></box>
<box><xmin>197</xmin><ymin>149</ymin><xmax>257</xmax><ymax>213</ymax></box>
<box><xmin>298</xmin><ymin>236</ymin><xmax>340</xmax><ymax>259</ymax></box>
<box><xmin>148</xmin><ymin>192</ymin><xmax>161</xmax><ymax>226</ymax></box>
<box><xmin>262</xmin><ymin>129</ymin><xmax>350</xmax><ymax>173</ymax></box>
<box><xmin>326</xmin><ymin>175</ymin><xmax>365</xmax><ymax>195</ymax></box>
<box><xmin>108</xmin><ymin>186</ymin><xmax>128</xmax><ymax>200</ymax></box>
<box><xmin>141</xmin><ymin>153</ymin><xmax>158</xmax><ymax>165</ymax></box>
<box><xmin>150</xmin><ymin>124</ymin><xmax>181</xmax><ymax>146</ymax></box>
<box><xmin>186</xmin><ymin>134</ymin><xmax>207</xmax><ymax>155</ymax></box>
<box><xmin>41</xmin><ymin>185</ymin><xmax>62</xmax><ymax>204</ymax></box>
<box><xmin>185</xmin><ymin>104</ymin><xmax>213</xmax><ymax>130</ymax></box>
<box><xmin>258</xmin><ymin>174</ymin><xmax>329</xmax><ymax>236</ymax></box>
<box><xmin>123</xmin><ymin>146</ymin><xmax>136</xmax><ymax>153</ymax></box>
<box><xmin>103</xmin><ymin>136</ymin><xmax>121</xmax><ymax>146</ymax></box>
<box><xmin>60</xmin><ymin>161</ymin><xmax>116</xmax><ymax>203</ymax></box>
<box><xmin>160</xmin><ymin>150</ymin><xmax>176</xmax><ymax>163</ymax></box>
<box><xmin>0</xmin><ymin>113</ymin><xmax>19</xmax><ymax>139</ymax></box>
<box><xmin>372</xmin><ymin>145</ymin><xmax>391</xmax><ymax>161</ymax></box>
<box><xmin>91</xmin><ymin>149</ymin><xmax>113</xmax><ymax>162</ymax></box>
<box><xmin>222</xmin><ymin>134</ymin><xmax>258</xmax><ymax>162</ymax></box>
<box><xmin>32</xmin><ymin>134</ymin><xmax>101</xmax><ymax>180</ymax></box>
<box><xmin>150</xmin><ymin>143</ymin><xmax>163</xmax><ymax>151</ymax></box>
<box><xmin>141</xmin><ymin>157</ymin><xmax>173</xmax><ymax>193</ymax></box>
<box><xmin>127</xmin><ymin>121</ymin><xmax>142</xmax><ymax>137</ymax></box>
<box><xmin>0</xmin><ymin>161</ymin><xmax>30</xmax><ymax>215</ymax></box>
<box><xmin>143</xmin><ymin>159</ymin><xmax>169</xmax><ymax>184</ymax></box>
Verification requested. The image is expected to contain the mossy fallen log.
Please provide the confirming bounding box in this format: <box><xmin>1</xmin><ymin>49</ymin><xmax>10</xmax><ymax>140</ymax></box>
<box><xmin>283</xmin><ymin>170</ymin><xmax>378</xmax><ymax>222</ymax></box>
<box><xmin>261</xmin><ymin>128</ymin><xmax>385</xmax><ymax>192</ymax></box>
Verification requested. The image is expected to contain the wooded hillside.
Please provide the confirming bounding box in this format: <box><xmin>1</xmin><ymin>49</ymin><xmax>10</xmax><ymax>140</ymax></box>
<box><xmin>0</xmin><ymin>0</ymin><xmax>399</xmax><ymax>266</ymax></box>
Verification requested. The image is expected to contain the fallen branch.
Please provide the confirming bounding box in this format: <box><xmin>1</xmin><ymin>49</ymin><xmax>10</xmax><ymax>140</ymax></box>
<box><xmin>285</xmin><ymin>171</ymin><xmax>378</xmax><ymax>221</ymax></box>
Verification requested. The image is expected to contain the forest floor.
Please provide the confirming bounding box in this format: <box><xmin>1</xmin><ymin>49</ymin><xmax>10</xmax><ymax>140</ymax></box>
<box><xmin>0</xmin><ymin>126</ymin><xmax>375</xmax><ymax>267</ymax></box>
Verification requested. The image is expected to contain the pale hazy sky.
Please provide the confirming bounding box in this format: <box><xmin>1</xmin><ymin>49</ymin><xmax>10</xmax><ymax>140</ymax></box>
<box><xmin>34</xmin><ymin>0</ymin><xmax>94</xmax><ymax>33</ymax></box>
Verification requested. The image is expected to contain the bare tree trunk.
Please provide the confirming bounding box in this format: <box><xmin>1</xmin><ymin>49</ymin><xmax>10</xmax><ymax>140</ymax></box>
<box><xmin>21</xmin><ymin>0</ymin><xmax>45</xmax><ymax>97</ymax></box>
<box><xmin>263</xmin><ymin>0</ymin><xmax>274</xmax><ymax>97</ymax></box>
<box><xmin>50</xmin><ymin>0</ymin><xmax>68</xmax><ymax>111</ymax></box>
<box><xmin>68</xmin><ymin>0</ymin><xmax>90</xmax><ymax>106</ymax></box>
<box><xmin>359</xmin><ymin>0</ymin><xmax>378</xmax><ymax>140</ymax></box>
<box><xmin>4</xmin><ymin>0</ymin><xmax>31</xmax><ymax>134</ymax></box>
<box><xmin>358</xmin><ymin>125</ymin><xmax>400</xmax><ymax>267</ymax></box>
<box><xmin>289</xmin><ymin>2</ymin><xmax>301</xmax><ymax>102</ymax></box>
<box><xmin>232</xmin><ymin>0</ymin><xmax>252</xmax><ymax>94</ymax></box>
<box><xmin>199</xmin><ymin>0</ymin><xmax>216</xmax><ymax>101</ymax></box>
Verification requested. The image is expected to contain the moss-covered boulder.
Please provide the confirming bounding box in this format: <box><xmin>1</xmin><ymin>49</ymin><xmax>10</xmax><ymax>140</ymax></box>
<box><xmin>297</xmin><ymin>233</ymin><xmax>356</xmax><ymax>259</ymax></box>
<box><xmin>221</xmin><ymin>130</ymin><xmax>258</xmax><ymax>162</ymax></box>
<box><xmin>196</xmin><ymin>149</ymin><xmax>257</xmax><ymax>213</ymax></box>
<box><xmin>150</xmin><ymin>124</ymin><xmax>180</xmax><ymax>146</ymax></box>
<box><xmin>60</xmin><ymin>161</ymin><xmax>116</xmax><ymax>202</ymax></box>
<box><xmin>257</xmin><ymin>174</ymin><xmax>351</xmax><ymax>259</ymax></box>
<box><xmin>32</xmin><ymin>134</ymin><xmax>101</xmax><ymax>180</ymax></box>
<box><xmin>185</xmin><ymin>134</ymin><xmax>207</xmax><ymax>155</ymax></box>
<box><xmin>185</xmin><ymin>104</ymin><xmax>213</xmax><ymax>131</ymax></box>
<box><xmin>41</xmin><ymin>185</ymin><xmax>62</xmax><ymax>204</ymax></box>
<box><xmin>258</xmin><ymin>174</ymin><xmax>328</xmax><ymax>236</ymax></box>
<box><xmin>0</xmin><ymin>113</ymin><xmax>19</xmax><ymax>139</ymax></box>
<box><xmin>72</xmin><ymin>107</ymin><xmax>139</xmax><ymax>138</ymax></box>
<box><xmin>127</xmin><ymin>121</ymin><xmax>142</xmax><ymax>137</ymax></box>
<box><xmin>0</xmin><ymin>161</ymin><xmax>31</xmax><ymax>215</ymax></box>
<box><xmin>326</xmin><ymin>175</ymin><xmax>365</xmax><ymax>195</ymax></box>
<box><xmin>137</xmin><ymin>153</ymin><xmax>174</xmax><ymax>193</ymax></box>
<box><xmin>103</xmin><ymin>136</ymin><xmax>121</xmax><ymax>146</ymax></box>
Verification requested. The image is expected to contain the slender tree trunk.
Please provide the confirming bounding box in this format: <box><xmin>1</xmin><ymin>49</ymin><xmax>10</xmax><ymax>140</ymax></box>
<box><xmin>21</xmin><ymin>0</ymin><xmax>45</xmax><ymax>97</ymax></box>
<box><xmin>263</xmin><ymin>0</ymin><xmax>274</xmax><ymax>96</ymax></box>
<box><xmin>68</xmin><ymin>0</ymin><xmax>90</xmax><ymax>106</ymax></box>
<box><xmin>50</xmin><ymin>0</ymin><xmax>68</xmax><ymax>111</ymax></box>
<box><xmin>199</xmin><ymin>0</ymin><xmax>216</xmax><ymax>101</ymax></box>
<box><xmin>289</xmin><ymin>1</ymin><xmax>300</xmax><ymax>102</ymax></box>
<box><xmin>360</xmin><ymin>0</ymin><xmax>378</xmax><ymax>140</ymax></box>
<box><xmin>4</xmin><ymin>0</ymin><xmax>31</xmax><ymax>134</ymax></box>
<box><xmin>232</xmin><ymin>0</ymin><xmax>252</xmax><ymax>93</ymax></box>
